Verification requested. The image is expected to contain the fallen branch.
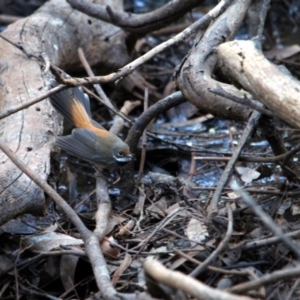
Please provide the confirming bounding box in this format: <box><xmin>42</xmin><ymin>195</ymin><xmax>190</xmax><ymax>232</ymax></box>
<box><xmin>143</xmin><ymin>258</ymin><xmax>253</xmax><ymax>300</ymax></box>
<box><xmin>0</xmin><ymin>140</ymin><xmax>119</xmax><ymax>300</ymax></box>
<box><xmin>67</xmin><ymin>0</ymin><xmax>200</xmax><ymax>34</ymax></box>
<box><xmin>218</xmin><ymin>40</ymin><xmax>300</xmax><ymax>128</ymax></box>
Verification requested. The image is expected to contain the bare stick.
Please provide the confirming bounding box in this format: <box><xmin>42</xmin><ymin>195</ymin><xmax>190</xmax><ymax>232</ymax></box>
<box><xmin>257</xmin><ymin>0</ymin><xmax>271</xmax><ymax>41</ymax></box>
<box><xmin>137</xmin><ymin>88</ymin><xmax>149</xmax><ymax>181</ymax></box>
<box><xmin>286</xmin><ymin>278</ymin><xmax>300</xmax><ymax>300</ymax></box>
<box><xmin>192</xmin><ymin>186</ymin><xmax>300</xmax><ymax>197</ymax></box>
<box><xmin>0</xmin><ymin>14</ymin><xmax>21</xmax><ymax>24</ymax></box>
<box><xmin>131</xmin><ymin>208</ymin><xmax>182</xmax><ymax>258</ymax></box>
<box><xmin>228</xmin><ymin>264</ymin><xmax>300</xmax><ymax>294</ymax></box>
<box><xmin>126</xmin><ymin>91</ymin><xmax>185</xmax><ymax>152</ymax></box>
<box><xmin>232</xmin><ymin>183</ymin><xmax>300</xmax><ymax>259</ymax></box>
<box><xmin>67</xmin><ymin>0</ymin><xmax>201</xmax><ymax>34</ymax></box>
<box><xmin>190</xmin><ymin>203</ymin><xmax>233</xmax><ymax>277</ymax></box>
<box><xmin>94</xmin><ymin>175</ymin><xmax>112</xmax><ymax>240</ymax></box>
<box><xmin>243</xmin><ymin>229</ymin><xmax>300</xmax><ymax>251</ymax></box>
<box><xmin>60</xmin><ymin>0</ymin><xmax>232</xmax><ymax>86</ymax></box>
<box><xmin>0</xmin><ymin>85</ymin><xmax>66</xmax><ymax>120</ymax></box>
<box><xmin>143</xmin><ymin>258</ymin><xmax>253</xmax><ymax>300</ymax></box>
<box><xmin>82</xmin><ymin>88</ymin><xmax>133</xmax><ymax>124</ymax></box>
<box><xmin>0</xmin><ymin>140</ymin><xmax>119</xmax><ymax>300</ymax></box>
<box><xmin>208</xmin><ymin>111</ymin><xmax>261</xmax><ymax>218</ymax></box>
<box><xmin>195</xmin><ymin>144</ymin><xmax>300</xmax><ymax>163</ymax></box>
<box><xmin>110</xmin><ymin>100</ymin><xmax>140</xmax><ymax>135</ymax></box>
<box><xmin>174</xmin><ymin>248</ymin><xmax>251</xmax><ymax>276</ymax></box>
<box><xmin>77</xmin><ymin>47</ymin><xmax>114</xmax><ymax>113</ymax></box>
<box><xmin>209</xmin><ymin>87</ymin><xmax>274</xmax><ymax>117</ymax></box>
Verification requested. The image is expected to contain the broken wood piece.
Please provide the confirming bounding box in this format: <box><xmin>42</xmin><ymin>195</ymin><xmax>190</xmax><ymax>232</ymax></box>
<box><xmin>218</xmin><ymin>40</ymin><xmax>300</xmax><ymax>128</ymax></box>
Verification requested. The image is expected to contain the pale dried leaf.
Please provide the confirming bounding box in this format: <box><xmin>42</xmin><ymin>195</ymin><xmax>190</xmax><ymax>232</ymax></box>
<box><xmin>170</xmin><ymin>245</ymin><xmax>205</xmax><ymax>269</ymax></box>
<box><xmin>291</xmin><ymin>204</ymin><xmax>300</xmax><ymax>216</ymax></box>
<box><xmin>117</xmin><ymin>219</ymin><xmax>136</xmax><ymax>236</ymax></box>
<box><xmin>236</xmin><ymin>166</ymin><xmax>260</xmax><ymax>183</ymax></box>
<box><xmin>185</xmin><ymin>218</ymin><xmax>208</xmax><ymax>245</ymax></box>
<box><xmin>22</xmin><ymin>232</ymin><xmax>83</xmax><ymax>252</ymax></box>
<box><xmin>42</xmin><ymin>223</ymin><xmax>58</xmax><ymax>233</ymax></box>
<box><xmin>227</xmin><ymin>192</ymin><xmax>239</xmax><ymax>199</ymax></box>
<box><xmin>165</xmin><ymin>203</ymin><xmax>180</xmax><ymax>215</ymax></box>
<box><xmin>105</xmin><ymin>215</ymin><xmax>127</xmax><ymax>235</ymax></box>
<box><xmin>147</xmin><ymin>197</ymin><xmax>167</xmax><ymax>219</ymax></box>
<box><xmin>112</xmin><ymin>253</ymin><xmax>132</xmax><ymax>285</ymax></box>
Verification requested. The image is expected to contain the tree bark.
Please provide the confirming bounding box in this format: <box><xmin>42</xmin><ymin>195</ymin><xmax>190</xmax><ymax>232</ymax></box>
<box><xmin>218</xmin><ymin>40</ymin><xmax>300</xmax><ymax>129</ymax></box>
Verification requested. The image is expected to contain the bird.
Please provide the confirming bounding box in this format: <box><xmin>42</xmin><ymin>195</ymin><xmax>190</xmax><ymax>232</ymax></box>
<box><xmin>49</xmin><ymin>86</ymin><xmax>133</xmax><ymax>169</ymax></box>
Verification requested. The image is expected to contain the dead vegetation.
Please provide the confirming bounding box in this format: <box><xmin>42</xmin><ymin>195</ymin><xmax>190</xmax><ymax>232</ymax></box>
<box><xmin>1</xmin><ymin>0</ymin><xmax>300</xmax><ymax>299</ymax></box>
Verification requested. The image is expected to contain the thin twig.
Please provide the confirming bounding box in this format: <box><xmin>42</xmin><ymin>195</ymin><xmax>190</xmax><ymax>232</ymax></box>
<box><xmin>131</xmin><ymin>207</ymin><xmax>182</xmax><ymax>259</ymax></box>
<box><xmin>0</xmin><ymin>85</ymin><xmax>66</xmax><ymax>120</ymax></box>
<box><xmin>0</xmin><ymin>14</ymin><xmax>21</xmax><ymax>24</ymax></box>
<box><xmin>286</xmin><ymin>278</ymin><xmax>300</xmax><ymax>300</ymax></box>
<box><xmin>208</xmin><ymin>111</ymin><xmax>261</xmax><ymax>218</ymax></box>
<box><xmin>110</xmin><ymin>100</ymin><xmax>140</xmax><ymax>135</ymax></box>
<box><xmin>257</xmin><ymin>0</ymin><xmax>271</xmax><ymax>41</ymax></box>
<box><xmin>192</xmin><ymin>186</ymin><xmax>300</xmax><ymax>197</ymax></box>
<box><xmin>82</xmin><ymin>87</ymin><xmax>133</xmax><ymax>123</ymax></box>
<box><xmin>190</xmin><ymin>203</ymin><xmax>233</xmax><ymax>277</ymax></box>
<box><xmin>77</xmin><ymin>47</ymin><xmax>115</xmax><ymax>113</ymax></box>
<box><xmin>209</xmin><ymin>87</ymin><xmax>274</xmax><ymax>117</ymax></box>
<box><xmin>174</xmin><ymin>248</ymin><xmax>250</xmax><ymax>276</ymax></box>
<box><xmin>195</xmin><ymin>144</ymin><xmax>300</xmax><ymax>163</ymax></box>
<box><xmin>243</xmin><ymin>229</ymin><xmax>300</xmax><ymax>251</ymax></box>
<box><xmin>232</xmin><ymin>183</ymin><xmax>300</xmax><ymax>259</ymax></box>
<box><xmin>60</xmin><ymin>0</ymin><xmax>232</xmax><ymax>86</ymax></box>
<box><xmin>137</xmin><ymin>88</ymin><xmax>149</xmax><ymax>181</ymax></box>
<box><xmin>126</xmin><ymin>91</ymin><xmax>185</xmax><ymax>152</ymax></box>
<box><xmin>228</xmin><ymin>264</ymin><xmax>300</xmax><ymax>294</ymax></box>
<box><xmin>0</xmin><ymin>140</ymin><xmax>119</xmax><ymax>300</ymax></box>
<box><xmin>67</xmin><ymin>0</ymin><xmax>199</xmax><ymax>33</ymax></box>
<box><xmin>143</xmin><ymin>258</ymin><xmax>252</xmax><ymax>300</ymax></box>
<box><xmin>0</xmin><ymin>33</ymin><xmax>39</xmax><ymax>59</ymax></box>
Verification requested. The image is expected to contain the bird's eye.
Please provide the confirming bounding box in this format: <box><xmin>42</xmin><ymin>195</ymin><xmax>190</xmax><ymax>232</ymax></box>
<box><xmin>118</xmin><ymin>151</ymin><xmax>124</xmax><ymax>157</ymax></box>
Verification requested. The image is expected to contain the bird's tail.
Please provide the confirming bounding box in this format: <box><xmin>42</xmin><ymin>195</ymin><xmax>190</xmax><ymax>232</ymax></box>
<box><xmin>50</xmin><ymin>87</ymin><xmax>93</xmax><ymax>128</ymax></box>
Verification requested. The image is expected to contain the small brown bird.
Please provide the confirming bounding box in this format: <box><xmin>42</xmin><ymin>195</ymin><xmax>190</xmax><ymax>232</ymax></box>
<box><xmin>50</xmin><ymin>87</ymin><xmax>133</xmax><ymax>169</ymax></box>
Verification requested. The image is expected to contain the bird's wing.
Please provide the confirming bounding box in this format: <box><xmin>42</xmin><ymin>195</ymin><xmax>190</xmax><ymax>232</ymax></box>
<box><xmin>55</xmin><ymin>128</ymin><xmax>105</xmax><ymax>165</ymax></box>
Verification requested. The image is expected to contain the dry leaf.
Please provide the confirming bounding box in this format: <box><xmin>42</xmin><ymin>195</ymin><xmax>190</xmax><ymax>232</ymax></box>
<box><xmin>117</xmin><ymin>219</ymin><xmax>135</xmax><ymax>236</ymax></box>
<box><xmin>105</xmin><ymin>215</ymin><xmax>127</xmax><ymax>235</ymax></box>
<box><xmin>171</xmin><ymin>245</ymin><xmax>205</xmax><ymax>269</ymax></box>
<box><xmin>236</xmin><ymin>166</ymin><xmax>260</xmax><ymax>183</ymax></box>
<box><xmin>185</xmin><ymin>218</ymin><xmax>208</xmax><ymax>246</ymax></box>
<box><xmin>22</xmin><ymin>232</ymin><xmax>83</xmax><ymax>252</ymax></box>
<box><xmin>227</xmin><ymin>192</ymin><xmax>239</xmax><ymax>199</ymax></box>
<box><xmin>147</xmin><ymin>197</ymin><xmax>167</xmax><ymax>219</ymax></box>
<box><xmin>112</xmin><ymin>253</ymin><xmax>132</xmax><ymax>285</ymax></box>
<box><xmin>265</xmin><ymin>44</ymin><xmax>300</xmax><ymax>60</ymax></box>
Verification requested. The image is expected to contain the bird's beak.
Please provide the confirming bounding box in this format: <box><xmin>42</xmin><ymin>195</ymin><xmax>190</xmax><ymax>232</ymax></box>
<box><xmin>115</xmin><ymin>153</ymin><xmax>134</xmax><ymax>165</ymax></box>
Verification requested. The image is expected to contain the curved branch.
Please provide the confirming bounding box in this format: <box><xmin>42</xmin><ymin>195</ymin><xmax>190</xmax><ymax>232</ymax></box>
<box><xmin>125</xmin><ymin>91</ymin><xmax>185</xmax><ymax>152</ymax></box>
<box><xmin>60</xmin><ymin>0</ymin><xmax>232</xmax><ymax>87</ymax></box>
<box><xmin>177</xmin><ymin>0</ymin><xmax>252</xmax><ymax>121</ymax></box>
<box><xmin>143</xmin><ymin>258</ymin><xmax>252</xmax><ymax>300</ymax></box>
<box><xmin>67</xmin><ymin>0</ymin><xmax>201</xmax><ymax>34</ymax></box>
